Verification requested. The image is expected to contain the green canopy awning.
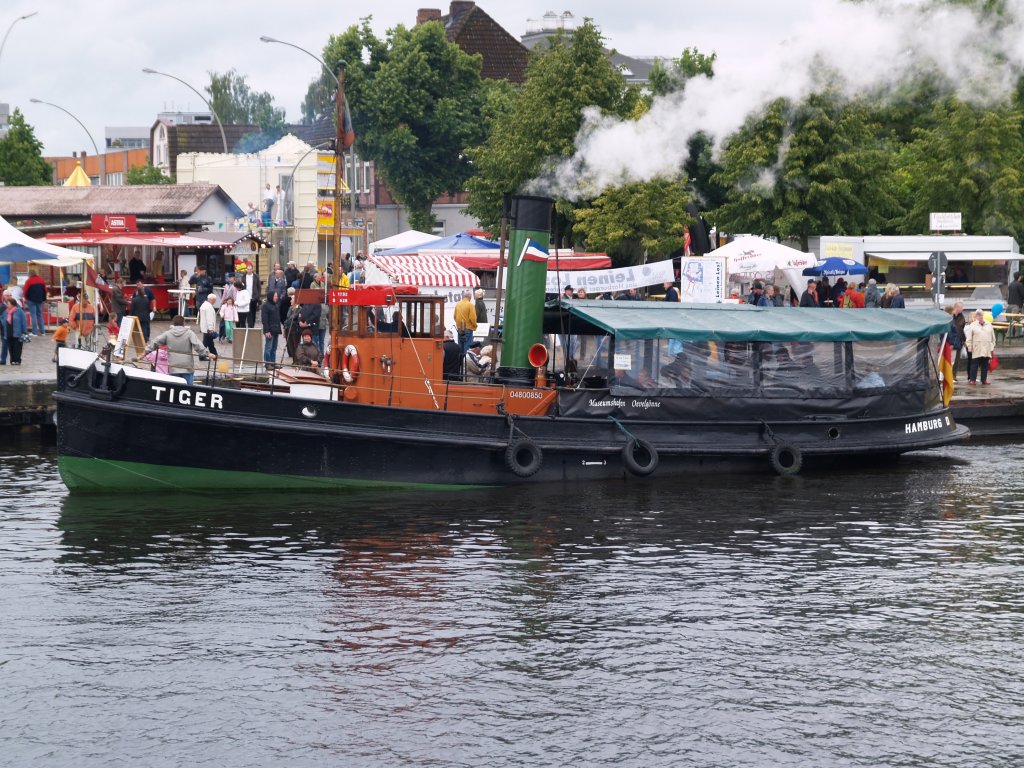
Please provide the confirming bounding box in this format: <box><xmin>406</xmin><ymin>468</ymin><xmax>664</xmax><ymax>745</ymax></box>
<box><xmin>561</xmin><ymin>300</ymin><xmax>952</xmax><ymax>342</ymax></box>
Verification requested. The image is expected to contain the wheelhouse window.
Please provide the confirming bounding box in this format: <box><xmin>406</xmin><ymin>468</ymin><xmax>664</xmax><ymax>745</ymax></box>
<box><xmin>594</xmin><ymin>335</ymin><xmax>935</xmax><ymax>397</ymax></box>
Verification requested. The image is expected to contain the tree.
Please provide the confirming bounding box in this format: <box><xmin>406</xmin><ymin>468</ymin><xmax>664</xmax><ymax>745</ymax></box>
<box><xmin>206</xmin><ymin>69</ymin><xmax>287</xmax><ymax>151</ymax></box>
<box><xmin>465</xmin><ymin>20</ymin><xmax>640</xmax><ymax>235</ymax></box>
<box><xmin>0</xmin><ymin>109</ymin><xmax>51</xmax><ymax>186</ymax></box>
<box><xmin>126</xmin><ymin>162</ymin><xmax>174</xmax><ymax>185</ymax></box>
<box><xmin>312</xmin><ymin>19</ymin><xmax>486</xmax><ymax>231</ymax></box>
<box><xmin>573</xmin><ymin>177</ymin><xmax>693</xmax><ymax>264</ymax></box>
<box><xmin>712</xmin><ymin>94</ymin><xmax>899</xmax><ymax>250</ymax></box>
<box><xmin>892</xmin><ymin>97</ymin><xmax>1024</xmax><ymax>236</ymax></box>
<box><xmin>648</xmin><ymin>46</ymin><xmax>716</xmax><ymax>99</ymax></box>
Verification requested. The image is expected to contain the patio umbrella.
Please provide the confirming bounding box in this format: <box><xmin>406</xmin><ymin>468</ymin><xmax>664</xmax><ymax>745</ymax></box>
<box><xmin>802</xmin><ymin>257</ymin><xmax>868</xmax><ymax>277</ymax></box>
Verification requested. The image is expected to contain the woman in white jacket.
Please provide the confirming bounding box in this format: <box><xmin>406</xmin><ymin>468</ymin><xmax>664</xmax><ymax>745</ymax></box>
<box><xmin>964</xmin><ymin>309</ymin><xmax>996</xmax><ymax>385</ymax></box>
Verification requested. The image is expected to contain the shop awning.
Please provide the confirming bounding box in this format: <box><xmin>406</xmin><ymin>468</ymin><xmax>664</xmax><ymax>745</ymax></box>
<box><xmin>562</xmin><ymin>299</ymin><xmax>953</xmax><ymax>342</ymax></box>
<box><xmin>45</xmin><ymin>233</ymin><xmax>230</xmax><ymax>249</ymax></box>
<box><xmin>867</xmin><ymin>251</ymin><xmax>1014</xmax><ymax>262</ymax></box>
<box><xmin>365</xmin><ymin>253</ymin><xmax>480</xmax><ymax>288</ymax></box>
<box><xmin>453</xmin><ymin>253</ymin><xmax>612</xmax><ymax>270</ymax></box>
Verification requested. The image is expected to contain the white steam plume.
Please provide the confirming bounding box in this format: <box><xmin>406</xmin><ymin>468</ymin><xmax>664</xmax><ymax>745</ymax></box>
<box><xmin>527</xmin><ymin>0</ymin><xmax>1024</xmax><ymax>200</ymax></box>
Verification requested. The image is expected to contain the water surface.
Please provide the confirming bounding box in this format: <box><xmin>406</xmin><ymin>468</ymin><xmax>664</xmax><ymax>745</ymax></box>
<box><xmin>2</xmin><ymin>440</ymin><xmax>1022</xmax><ymax>767</ymax></box>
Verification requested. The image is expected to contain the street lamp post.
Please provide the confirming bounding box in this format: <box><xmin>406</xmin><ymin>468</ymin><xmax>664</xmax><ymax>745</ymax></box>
<box><xmin>0</xmin><ymin>11</ymin><xmax>37</xmax><ymax>73</ymax></box>
<box><xmin>142</xmin><ymin>67</ymin><xmax>228</xmax><ymax>154</ymax></box>
<box><xmin>259</xmin><ymin>35</ymin><xmax>358</xmax><ymax>226</ymax></box>
<box><xmin>30</xmin><ymin>97</ymin><xmax>103</xmax><ymax>186</ymax></box>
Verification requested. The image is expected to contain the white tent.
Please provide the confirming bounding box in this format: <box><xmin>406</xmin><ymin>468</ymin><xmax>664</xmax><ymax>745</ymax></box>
<box><xmin>716</xmin><ymin>236</ymin><xmax>815</xmax><ymax>294</ymax></box>
<box><xmin>368</xmin><ymin>230</ymin><xmax>441</xmax><ymax>254</ymax></box>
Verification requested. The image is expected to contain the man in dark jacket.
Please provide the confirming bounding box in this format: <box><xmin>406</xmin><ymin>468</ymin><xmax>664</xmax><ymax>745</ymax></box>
<box><xmin>190</xmin><ymin>267</ymin><xmax>214</xmax><ymax>308</ymax></box>
<box><xmin>266</xmin><ymin>266</ymin><xmax>288</xmax><ymax>301</ymax></box>
<box><xmin>799</xmin><ymin>280</ymin><xmax>818</xmax><ymax>307</ymax></box>
<box><xmin>284</xmin><ymin>261</ymin><xmax>300</xmax><ymax>287</ymax></box>
<box><xmin>442</xmin><ymin>331</ymin><xmax>463</xmax><ymax>381</ymax></box>
<box><xmin>949</xmin><ymin>301</ymin><xmax>967</xmax><ymax>380</ymax></box>
<box><xmin>298</xmin><ymin>301</ymin><xmax>322</xmax><ymax>349</ymax></box>
<box><xmin>261</xmin><ymin>292</ymin><xmax>283</xmax><ymax>368</ymax></box>
<box><xmin>128</xmin><ymin>281</ymin><xmax>155</xmax><ymax>341</ymax></box>
<box><xmin>1008</xmin><ymin>272</ymin><xmax>1024</xmax><ymax>314</ymax></box>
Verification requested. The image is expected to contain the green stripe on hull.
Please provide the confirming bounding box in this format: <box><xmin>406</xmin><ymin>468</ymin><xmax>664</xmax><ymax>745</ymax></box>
<box><xmin>58</xmin><ymin>456</ymin><xmax>484</xmax><ymax>494</ymax></box>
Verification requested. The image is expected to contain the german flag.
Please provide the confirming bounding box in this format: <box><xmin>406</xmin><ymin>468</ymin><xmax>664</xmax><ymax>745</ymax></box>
<box><xmin>939</xmin><ymin>341</ymin><xmax>954</xmax><ymax>406</ymax></box>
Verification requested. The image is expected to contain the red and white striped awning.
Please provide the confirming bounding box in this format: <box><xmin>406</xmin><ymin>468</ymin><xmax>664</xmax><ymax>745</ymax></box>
<box><xmin>366</xmin><ymin>253</ymin><xmax>479</xmax><ymax>288</ymax></box>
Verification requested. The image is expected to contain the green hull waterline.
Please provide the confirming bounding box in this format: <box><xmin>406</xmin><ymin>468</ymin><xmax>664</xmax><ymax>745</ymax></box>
<box><xmin>58</xmin><ymin>456</ymin><xmax>485</xmax><ymax>494</ymax></box>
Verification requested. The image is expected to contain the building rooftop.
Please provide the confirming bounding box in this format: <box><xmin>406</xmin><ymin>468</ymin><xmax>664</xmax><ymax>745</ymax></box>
<box><xmin>0</xmin><ymin>182</ymin><xmax>242</xmax><ymax>218</ymax></box>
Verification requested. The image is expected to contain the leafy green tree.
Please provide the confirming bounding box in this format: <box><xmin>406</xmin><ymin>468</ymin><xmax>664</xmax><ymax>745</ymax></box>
<box><xmin>892</xmin><ymin>97</ymin><xmax>1024</xmax><ymax>236</ymax></box>
<box><xmin>311</xmin><ymin>19</ymin><xmax>486</xmax><ymax>231</ymax></box>
<box><xmin>648</xmin><ymin>46</ymin><xmax>716</xmax><ymax>99</ymax></box>
<box><xmin>0</xmin><ymin>109</ymin><xmax>51</xmax><ymax>186</ymax></box>
<box><xmin>465</xmin><ymin>20</ymin><xmax>641</xmax><ymax>235</ymax></box>
<box><xmin>573</xmin><ymin>177</ymin><xmax>693</xmax><ymax>264</ymax></box>
<box><xmin>712</xmin><ymin>94</ymin><xmax>899</xmax><ymax>250</ymax></box>
<box><xmin>206</xmin><ymin>69</ymin><xmax>287</xmax><ymax>150</ymax></box>
<box><xmin>126</xmin><ymin>162</ymin><xmax>174</xmax><ymax>185</ymax></box>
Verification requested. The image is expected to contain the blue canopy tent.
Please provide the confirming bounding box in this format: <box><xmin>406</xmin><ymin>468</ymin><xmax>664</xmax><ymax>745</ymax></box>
<box><xmin>803</xmin><ymin>257</ymin><xmax>869</xmax><ymax>277</ymax></box>
<box><xmin>0</xmin><ymin>242</ymin><xmax>63</xmax><ymax>264</ymax></box>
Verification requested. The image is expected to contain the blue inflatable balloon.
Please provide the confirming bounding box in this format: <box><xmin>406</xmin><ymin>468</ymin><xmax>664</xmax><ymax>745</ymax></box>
<box><xmin>992</xmin><ymin>302</ymin><xmax>1004</xmax><ymax>319</ymax></box>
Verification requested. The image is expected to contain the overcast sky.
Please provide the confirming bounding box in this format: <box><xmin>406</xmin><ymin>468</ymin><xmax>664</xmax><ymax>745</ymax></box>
<box><xmin>0</xmin><ymin>0</ymin><xmax>809</xmax><ymax>157</ymax></box>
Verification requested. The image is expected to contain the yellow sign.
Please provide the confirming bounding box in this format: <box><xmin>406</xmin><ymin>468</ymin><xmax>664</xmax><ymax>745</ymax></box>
<box><xmin>316</xmin><ymin>198</ymin><xmax>364</xmax><ymax>236</ymax></box>
<box><xmin>824</xmin><ymin>242</ymin><xmax>855</xmax><ymax>259</ymax></box>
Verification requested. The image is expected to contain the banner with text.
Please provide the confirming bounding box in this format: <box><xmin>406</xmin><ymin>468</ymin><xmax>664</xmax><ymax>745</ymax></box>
<box><xmin>545</xmin><ymin>259</ymin><xmax>675</xmax><ymax>295</ymax></box>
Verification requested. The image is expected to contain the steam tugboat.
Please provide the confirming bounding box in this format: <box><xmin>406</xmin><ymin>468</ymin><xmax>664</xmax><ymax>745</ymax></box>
<box><xmin>53</xmin><ymin>194</ymin><xmax>967</xmax><ymax>492</ymax></box>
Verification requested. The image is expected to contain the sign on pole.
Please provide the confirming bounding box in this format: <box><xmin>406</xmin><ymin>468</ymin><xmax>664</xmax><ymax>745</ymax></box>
<box><xmin>929</xmin><ymin>212</ymin><xmax>962</xmax><ymax>231</ymax></box>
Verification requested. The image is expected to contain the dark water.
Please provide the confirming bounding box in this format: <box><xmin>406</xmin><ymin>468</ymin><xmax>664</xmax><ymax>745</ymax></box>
<box><xmin>2</xmin><ymin>438</ymin><xmax>1023</xmax><ymax>768</ymax></box>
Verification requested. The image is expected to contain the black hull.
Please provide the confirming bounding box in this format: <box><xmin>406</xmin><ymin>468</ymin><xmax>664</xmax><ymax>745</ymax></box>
<box><xmin>53</xmin><ymin>360</ymin><xmax>968</xmax><ymax>492</ymax></box>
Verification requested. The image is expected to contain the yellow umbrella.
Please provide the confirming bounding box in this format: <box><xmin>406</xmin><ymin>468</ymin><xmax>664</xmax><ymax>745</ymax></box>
<box><xmin>64</xmin><ymin>161</ymin><xmax>91</xmax><ymax>187</ymax></box>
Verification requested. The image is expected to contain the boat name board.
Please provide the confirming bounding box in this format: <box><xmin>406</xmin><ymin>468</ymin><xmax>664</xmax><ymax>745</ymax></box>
<box><xmin>587</xmin><ymin>397</ymin><xmax>661</xmax><ymax>410</ymax></box>
<box><xmin>151</xmin><ymin>385</ymin><xmax>225</xmax><ymax>410</ymax></box>
<box><xmin>904</xmin><ymin>416</ymin><xmax>949</xmax><ymax>434</ymax></box>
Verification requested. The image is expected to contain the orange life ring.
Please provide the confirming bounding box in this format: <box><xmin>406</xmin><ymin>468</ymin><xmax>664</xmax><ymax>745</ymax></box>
<box><xmin>342</xmin><ymin>344</ymin><xmax>360</xmax><ymax>384</ymax></box>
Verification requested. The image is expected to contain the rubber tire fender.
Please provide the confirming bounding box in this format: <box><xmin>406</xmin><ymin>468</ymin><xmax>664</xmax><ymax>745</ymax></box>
<box><xmin>505</xmin><ymin>439</ymin><xmax>543</xmax><ymax>478</ymax></box>
<box><xmin>770</xmin><ymin>443</ymin><xmax>803</xmax><ymax>476</ymax></box>
<box><xmin>622</xmin><ymin>438</ymin><xmax>659</xmax><ymax>476</ymax></box>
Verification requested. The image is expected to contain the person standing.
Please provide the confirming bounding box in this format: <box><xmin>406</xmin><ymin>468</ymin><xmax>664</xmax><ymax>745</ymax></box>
<box><xmin>242</xmin><ymin>265</ymin><xmax>261</xmax><ymax>328</ymax></box>
<box><xmin>949</xmin><ymin>301</ymin><xmax>967</xmax><ymax>380</ymax></box>
<box><xmin>454</xmin><ymin>290</ymin><xmax>477</xmax><ymax>352</ymax></box>
<box><xmin>110</xmin><ymin>278</ymin><xmax>128</xmax><ymax>327</ymax></box>
<box><xmin>128</xmin><ymin>281</ymin><xmax>155</xmax><ymax>341</ymax></box>
<box><xmin>198</xmin><ymin>293</ymin><xmax>219</xmax><ymax>356</ymax></box>
<box><xmin>888</xmin><ymin>286</ymin><xmax>906</xmax><ymax>308</ymax></box>
<box><xmin>145</xmin><ymin>315</ymin><xmax>214</xmax><ymax>386</ymax></box>
<box><xmin>964</xmin><ymin>309</ymin><xmax>996</xmax><ymax>385</ymax></box>
<box><xmin>799</xmin><ymin>280</ymin><xmax>819</xmax><ymax>307</ymax></box>
<box><xmin>190</xmin><ymin>266</ymin><xmax>214</xmax><ymax>309</ymax></box>
<box><xmin>23</xmin><ymin>269</ymin><xmax>47</xmax><ymax>336</ymax></box>
<box><xmin>474</xmin><ymin>288</ymin><xmax>488</xmax><ymax>325</ymax></box>
<box><xmin>262</xmin><ymin>183</ymin><xmax>275</xmax><ymax>225</ymax></box>
<box><xmin>663</xmin><ymin>281</ymin><xmax>680</xmax><ymax>302</ymax></box>
<box><xmin>266</xmin><ymin>266</ymin><xmax>288</xmax><ymax>300</ymax></box>
<box><xmin>0</xmin><ymin>297</ymin><xmax>27</xmax><ymax>365</ymax></box>
<box><xmin>234</xmin><ymin>280</ymin><xmax>251</xmax><ymax>334</ymax></box>
<box><xmin>747</xmin><ymin>281</ymin><xmax>769</xmax><ymax>307</ymax></box>
<box><xmin>864</xmin><ymin>278</ymin><xmax>882</xmax><ymax>308</ymax></box>
<box><xmin>284</xmin><ymin>261</ymin><xmax>300</xmax><ymax>287</ymax></box>
<box><xmin>128</xmin><ymin>250</ymin><xmax>146</xmax><ymax>282</ymax></box>
<box><xmin>261</xmin><ymin>292</ymin><xmax>282</xmax><ymax>368</ymax></box>
<box><xmin>219</xmin><ymin>296</ymin><xmax>239</xmax><ymax>343</ymax></box>
<box><xmin>1007</xmin><ymin>272</ymin><xmax>1024</xmax><ymax>315</ymax></box>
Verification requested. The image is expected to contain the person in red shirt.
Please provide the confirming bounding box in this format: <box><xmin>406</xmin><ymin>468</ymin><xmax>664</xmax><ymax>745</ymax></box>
<box><xmin>845</xmin><ymin>283</ymin><xmax>866</xmax><ymax>308</ymax></box>
<box><xmin>23</xmin><ymin>270</ymin><xmax>48</xmax><ymax>336</ymax></box>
